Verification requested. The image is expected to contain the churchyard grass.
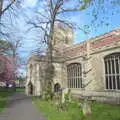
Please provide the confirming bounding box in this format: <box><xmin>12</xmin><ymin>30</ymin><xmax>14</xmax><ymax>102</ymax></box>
<box><xmin>0</xmin><ymin>88</ymin><xmax>15</xmax><ymax>112</ymax></box>
<box><xmin>33</xmin><ymin>98</ymin><xmax>120</xmax><ymax>120</ymax></box>
<box><xmin>0</xmin><ymin>97</ymin><xmax>6</xmax><ymax>112</ymax></box>
<box><xmin>15</xmin><ymin>88</ymin><xmax>25</xmax><ymax>92</ymax></box>
<box><xmin>0</xmin><ymin>87</ymin><xmax>25</xmax><ymax>112</ymax></box>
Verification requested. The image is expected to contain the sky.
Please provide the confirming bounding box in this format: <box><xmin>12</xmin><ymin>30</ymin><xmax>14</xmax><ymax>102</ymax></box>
<box><xmin>23</xmin><ymin>0</ymin><xmax>38</xmax><ymax>8</ymax></box>
<box><xmin>4</xmin><ymin>0</ymin><xmax>120</xmax><ymax>75</ymax></box>
<box><xmin>19</xmin><ymin>0</ymin><xmax>120</xmax><ymax>46</ymax></box>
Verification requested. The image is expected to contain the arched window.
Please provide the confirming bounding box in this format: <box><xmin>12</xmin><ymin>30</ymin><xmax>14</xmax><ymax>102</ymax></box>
<box><xmin>104</xmin><ymin>53</ymin><xmax>120</xmax><ymax>90</ymax></box>
<box><xmin>67</xmin><ymin>63</ymin><xmax>82</xmax><ymax>88</ymax></box>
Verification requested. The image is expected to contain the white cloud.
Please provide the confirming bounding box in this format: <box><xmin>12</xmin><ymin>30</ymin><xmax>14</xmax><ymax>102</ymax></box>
<box><xmin>22</xmin><ymin>0</ymin><xmax>38</xmax><ymax>8</ymax></box>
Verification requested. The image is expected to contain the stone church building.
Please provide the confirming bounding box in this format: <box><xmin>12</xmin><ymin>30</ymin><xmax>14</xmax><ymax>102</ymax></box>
<box><xmin>25</xmin><ymin>25</ymin><xmax>120</xmax><ymax>102</ymax></box>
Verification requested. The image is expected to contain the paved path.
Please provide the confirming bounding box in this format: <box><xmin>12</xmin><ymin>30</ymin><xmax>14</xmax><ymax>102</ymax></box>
<box><xmin>0</xmin><ymin>93</ymin><xmax>45</xmax><ymax>120</ymax></box>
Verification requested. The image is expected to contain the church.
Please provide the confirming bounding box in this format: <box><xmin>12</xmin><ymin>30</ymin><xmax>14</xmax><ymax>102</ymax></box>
<box><xmin>25</xmin><ymin>25</ymin><xmax>120</xmax><ymax>102</ymax></box>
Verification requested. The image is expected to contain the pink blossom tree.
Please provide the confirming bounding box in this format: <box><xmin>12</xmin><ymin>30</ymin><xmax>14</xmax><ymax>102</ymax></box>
<box><xmin>0</xmin><ymin>54</ymin><xmax>15</xmax><ymax>84</ymax></box>
<box><xmin>0</xmin><ymin>40</ymin><xmax>21</xmax><ymax>85</ymax></box>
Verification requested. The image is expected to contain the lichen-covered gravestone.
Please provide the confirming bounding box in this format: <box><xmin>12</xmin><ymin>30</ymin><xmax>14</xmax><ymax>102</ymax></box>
<box><xmin>82</xmin><ymin>99</ymin><xmax>92</xmax><ymax>117</ymax></box>
<box><xmin>61</xmin><ymin>88</ymin><xmax>71</xmax><ymax>103</ymax></box>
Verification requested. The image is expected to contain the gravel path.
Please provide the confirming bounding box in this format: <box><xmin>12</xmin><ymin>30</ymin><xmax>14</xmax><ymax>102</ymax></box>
<box><xmin>0</xmin><ymin>93</ymin><xmax>46</xmax><ymax>120</ymax></box>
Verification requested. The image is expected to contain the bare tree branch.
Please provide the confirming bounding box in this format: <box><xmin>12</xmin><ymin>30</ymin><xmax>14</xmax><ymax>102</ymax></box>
<box><xmin>0</xmin><ymin>0</ymin><xmax>16</xmax><ymax>17</ymax></box>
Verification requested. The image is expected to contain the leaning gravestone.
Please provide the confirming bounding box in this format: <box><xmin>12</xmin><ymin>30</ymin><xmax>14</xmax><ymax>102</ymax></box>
<box><xmin>61</xmin><ymin>88</ymin><xmax>71</xmax><ymax>103</ymax></box>
<box><xmin>82</xmin><ymin>99</ymin><xmax>92</xmax><ymax>117</ymax></box>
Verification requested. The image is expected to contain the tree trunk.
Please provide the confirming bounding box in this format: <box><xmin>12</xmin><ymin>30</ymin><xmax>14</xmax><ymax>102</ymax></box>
<box><xmin>0</xmin><ymin>0</ymin><xmax>3</xmax><ymax>22</ymax></box>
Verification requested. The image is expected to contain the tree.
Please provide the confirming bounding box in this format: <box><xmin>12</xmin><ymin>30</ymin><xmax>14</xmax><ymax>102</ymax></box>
<box><xmin>0</xmin><ymin>0</ymin><xmax>22</xmax><ymax>19</ymax></box>
<box><xmin>28</xmin><ymin>0</ymin><xmax>92</xmax><ymax>93</ymax></box>
<box><xmin>0</xmin><ymin>39</ymin><xmax>21</xmax><ymax>86</ymax></box>
<box><xmin>0</xmin><ymin>0</ymin><xmax>25</xmax><ymax>85</ymax></box>
<box><xmin>0</xmin><ymin>0</ymin><xmax>15</xmax><ymax>17</ymax></box>
<box><xmin>0</xmin><ymin>50</ymin><xmax>15</xmax><ymax>83</ymax></box>
<box><xmin>0</xmin><ymin>0</ymin><xmax>16</xmax><ymax>35</ymax></box>
<box><xmin>0</xmin><ymin>39</ymin><xmax>12</xmax><ymax>54</ymax></box>
<box><xmin>0</xmin><ymin>0</ymin><xmax>23</xmax><ymax>38</ymax></box>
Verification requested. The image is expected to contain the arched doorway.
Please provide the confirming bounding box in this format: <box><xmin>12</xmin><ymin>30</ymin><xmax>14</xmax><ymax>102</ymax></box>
<box><xmin>28</xmin><ymin>81</ymin><xmax>33</xmax><ymax>95</ymax></box>
<box><xmin>54</xmin><ymin>83</ymin><xmax>61</xmax><ymax>92</ymax></box>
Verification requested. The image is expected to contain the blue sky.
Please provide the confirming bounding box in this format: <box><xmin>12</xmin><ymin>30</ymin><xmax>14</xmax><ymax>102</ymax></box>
<box><xmin>10</xmin><ymin>0</ymin><xmax>120</xmax><ymax>74</ymax></box>
<box><xmin>19</xmin><ymin>0</ymin><xmax>120</xmax><ymax>44</ymax></box>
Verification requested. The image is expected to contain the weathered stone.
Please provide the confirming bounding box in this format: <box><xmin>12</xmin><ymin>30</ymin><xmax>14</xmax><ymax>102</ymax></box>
<box><xmin>62</xmin><ymin>88</ymin><xmax>71</xmax><ymax>103</ymax></box>
<box><xmin>82</xmin><ymin>100</ymin><xmax>92</xmax><ymax>117</ymax></box>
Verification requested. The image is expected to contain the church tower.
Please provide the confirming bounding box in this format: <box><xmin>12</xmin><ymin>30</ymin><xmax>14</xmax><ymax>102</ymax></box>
<box><xmin>53</xmin><ymin>23</ymin><xmax>74</xmax><ymax>47</ymax></box>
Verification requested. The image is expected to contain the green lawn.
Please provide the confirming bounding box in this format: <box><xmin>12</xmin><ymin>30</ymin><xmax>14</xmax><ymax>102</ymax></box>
<box><xmin>0</xmin><ymin>89</ymin><xmax>14</xmax><ymax>97</ymax></box>
<box><xmin>0</xmin><ymin>88</ymin><xmax>15</xmax><ymax>112</ymax></box>
<box><xmin>0</xmin><ymin>87</ymin><xmax>25</xmax><ymax>112</ymax></box>
<box><xmin>15</xmin><ymin>88</ymin><xmax>25</xmax><ymax>92</ymax></box>
<box><xmin>33</xmin><ymin>99</ymin><xmax>120</xmax><ymax>120</ymax></box>
<box><xmin>0</xmin><ymin>97</ymin><xmax>6</xmax><ymax>112</ymax></box>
